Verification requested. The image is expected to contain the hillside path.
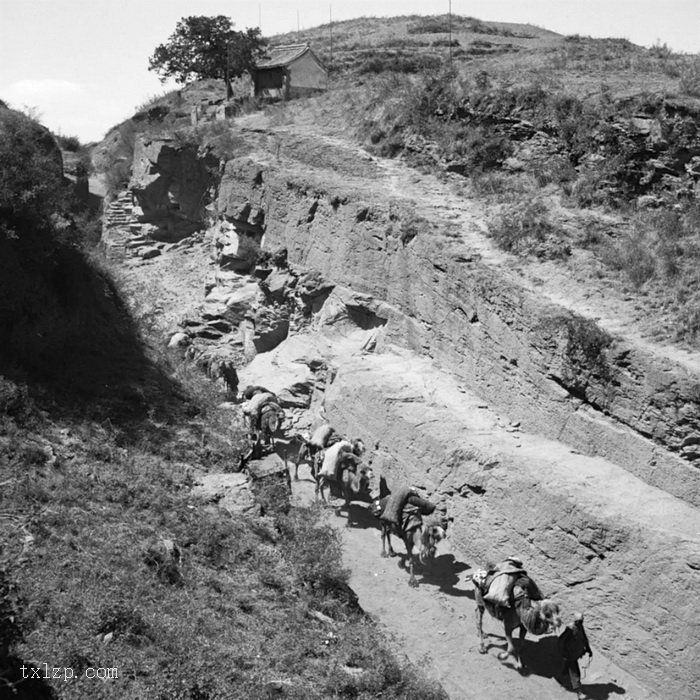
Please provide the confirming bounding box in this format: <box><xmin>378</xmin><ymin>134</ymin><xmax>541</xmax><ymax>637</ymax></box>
<box><xmin>231</xmin><ymin>109</ymin><xmax>686</xmax><ymax>697</ymax></box>
<box><xmin>237</xmin><ymin>109</ymin><xmax>700</xmax><ymax>375</ymax></box>
<box><xmin>290</xmin><ymin>468</ymin><xmax>653</xmax><ymax>700</ymax></box>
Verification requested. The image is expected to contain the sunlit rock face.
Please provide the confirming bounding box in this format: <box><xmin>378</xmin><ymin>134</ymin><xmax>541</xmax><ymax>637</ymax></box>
<box><xmin>130</xmin><ymin>136</ymin><xmax>218</xmax><ymax>242</ymax></box>
<box><xmin>218</xmin><ymin>142</ymin><xmax>700</xmax><ymax>697</ymax></box>
<box><xmin>218</xmin><ymin>149</ymin><xmax>700</xmax><ymax>506</ymax></box>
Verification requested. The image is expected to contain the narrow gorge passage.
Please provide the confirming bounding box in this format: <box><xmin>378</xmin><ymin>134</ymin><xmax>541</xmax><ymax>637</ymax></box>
<box><xmin>116</xmin><ymin>106</ymin><xmax>700</xmax><ymax>698</ymax></box>
<box><xmin>241</xmin><ymin>329</ymin><xmax>688</xmax><ymax>699</ymax></box>
<box><xmin>289</xmin><ymin>455</ymin><xmax>653</xmax><ymax>700</ymax></box>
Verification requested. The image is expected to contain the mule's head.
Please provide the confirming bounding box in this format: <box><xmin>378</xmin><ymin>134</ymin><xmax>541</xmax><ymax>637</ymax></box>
<box><xmin>472</xmin><ymin>569</ymin><xmax>488</xmax><ymax>590</ymax></box>
<box><xmin>351</xmin><ymin>438</ymin><xmax>366</xmax><ymax>457</ymax></box>
<box><xmin>419</xmin><ymin>524</ymin><xmax>446</xmax><ymax>564</ymax></box>
<box><xmin>356</xmin><ymin>465</ymin><xmax>375</xmax><ymax>498</ymax></box>
<box><xmin>538</xmin><ymin>599</ymin><xmax>562</xmax><ymax>633</ymax></box>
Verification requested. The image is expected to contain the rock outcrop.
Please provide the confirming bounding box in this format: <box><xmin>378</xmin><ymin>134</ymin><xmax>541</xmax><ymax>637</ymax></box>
<box><xmin>105</xmin><ymin>117</ymin><xmax>700</xmax><ymax>697</ymax></box>
<box><xmin>129</xmin><ymin>137</ymin><xmax>218</xmax><ymax>241</ymax></box>
<box><xmin>217</xmin><ymin>147</ymin><xmax>700</xmax><ymax>506</ymax></box>
<box><xmin>215</xmin><ymin>132</ymin><xmax>700</xmax><ymax>698</ymax></box>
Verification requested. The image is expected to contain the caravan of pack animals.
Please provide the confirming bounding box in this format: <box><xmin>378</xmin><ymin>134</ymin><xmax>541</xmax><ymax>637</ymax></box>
<box><xmin>239</xmin><ymin>384</ymin><xmax>593</xmax><ymax>695</ymax></box>
<box><xmin>4</xmin><ymin>6</ymin><xmax>700</xmax><ymax>700</ymax></box>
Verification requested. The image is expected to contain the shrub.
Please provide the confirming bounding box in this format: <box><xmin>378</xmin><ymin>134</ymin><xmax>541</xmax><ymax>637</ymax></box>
<box><xmin>55</xmin><ymin>134</ymin><xmax>82</xmax><ymax>151</ymax></box>
<box><xmin>96</xmin><ymin>602</ymin><xmax>150</xmax><ymax>641</ymax></box>
<box><xmin>648</xmin><ymin>41</ymin><xmax>674</xmax><ymax>59</ymax></box>
<box><xmin>95</xmin><ymin>120</ymin><xmax>138</xmax><ymax>197</ymax></box>
<box><xmin>560</xmin><ymin>315</ymin><xmax>613</xmax><ymax>385</ymax></box>
<box><xmin>462</xmin><ymin>126</ymin><xmax>514</xmax><ymax>170</ymax></box>
<box><xmin>533</xmin><ymin>154</ymin><xmax>577</xmax><ymax>187</ymax></box>
<box><xmin>619</xmin><ymin>234</ymin><xmax>657</xmax><ymax>288</ymax></box>
<box><xmin>188</xmin><ymin>119</ymin><xmax>250</xmax><ymax>160</ymax></box>
<box><xmin>408</xmin><ymin>17</ymin><xmax>453</xmax><ymax>34</ymax></box>
<box><xmin>679</xmin><ymin>57</ymin><xmax>700</xmax><ymax>97</ymax></box>
<box><xmin>399</xmin><ymin>213</ymin><xmax>427</xmax><ymax>245</ymax></box>
<box><xmin>0</xmin><ymin>377</ymin><xmax>32</xmax><ymax>420</ymax></box>
<box><xmin>489</xmin><ymin>201</ymin><xmax>571</xmax><ymax>259</ymax></box>
<box><xmin>431</xmin><ymin>37</ymin><xmax>460</xmax><ymax>48</ymax></box>
<box><xmin>474</xmin><ymin>70</ymin><xmax>491</xmax><ymax>90</ymax></box>
<box><xmin>595</xmin><ymin>207</ymin><xmax>699</xmax><ymax>292</ymax></box>
<box><xmin>675</xmin><ymin>296</ymin><xmax>700</xmax><ymax>343</ymax></box>
<box><xmin>0</xmin><ymin>565</ymin><xmax>23</xmax><ymax>655</ymax></box>
<box><xmin>0</xmin><ymin>107</ymin><xmax>66</xmax><ymax>230</ymax></box>
<box><xmin>359</xmin><ymin>53</ymin><xmax>442</xmax><ymax>75</ymax></box>
<box><xmin>252</xmin><ymin>477</ymin><xmax>291</xmax><ymax>516</ymax></box>
<box><xmin>274</xmin><ymin>505</ymin><xmax>366</xmax><ymax>620</ymax></box>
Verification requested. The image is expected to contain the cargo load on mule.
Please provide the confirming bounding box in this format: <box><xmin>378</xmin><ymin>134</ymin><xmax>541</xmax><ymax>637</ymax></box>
<box><xmin>241</xmin><ymin>388</ymin><xmax>278</xmax><ymax>432</ymax></box>
<box><xmin>371</xmin><ymin>481</ymin><xmax>445</xmax><ymax>587</ymax></box>
<box><xmin>318</xmin><ymin>439</ymin><xmax>363</xmax><ymax>482</ymax></box>
<box><xmin>310</xmin><ymin>423</ymin><xmax>337</xmax><ymax>449</ymax></box>
<box><xmin>472</xmin><ymin>557</ymin><xmax>547</xmax><ymax>627</ymax></box>
<box><xmin>291</xmin><ymin>422</ymin><xmax>340</xmax><ymax>480</ymax></box>
<box><xmin>315</xmin><ymin>437</ymin><xmax>369</xmax><ymax>503</ymax></box>
<box><xmin>374</xmin><ymin>485</ymin><xmax>437</xmax><ymax>536</ymax></box>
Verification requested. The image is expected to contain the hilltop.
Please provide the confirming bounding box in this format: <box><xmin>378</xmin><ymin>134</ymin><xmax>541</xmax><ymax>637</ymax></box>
<box><xmin>104</xmin><ymin>11</ymin><xmax>700</xmax><ymax>353</ymax></box>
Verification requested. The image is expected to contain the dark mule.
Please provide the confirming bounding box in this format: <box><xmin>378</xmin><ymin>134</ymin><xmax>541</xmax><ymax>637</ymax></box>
<box><xmin>473</xmin><ymin>566</ymin><xmax>563</xmax><ymax>671</ymax></box>
<box><xmin>258</xmin><ymin>402</ymin><xmax>284</xmax><ymax>450</ymax></box>
<box><xmin>373</xmin><ymin>494</ymin><xmax>445</xmax><ymax>587</ymax></box>
<box><xmin>317</xmin><ymin>461</ymin><xmax>375</xmax><ymax>509</ymax></box>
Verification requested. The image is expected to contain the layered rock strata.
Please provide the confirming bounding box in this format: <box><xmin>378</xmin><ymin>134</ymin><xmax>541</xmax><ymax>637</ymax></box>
<box><xmin>117</xmin><ymin>125</ymin><xmax>700</xmax><ymax>696</ymax></box>
<box><xmin>323</xmin><ymin>351</ymin><xmax>700</xmax><ymax>699</ymax></box>
<box><xmin>218</xmin><ymin>146</ymin><xmax>700</xmax><ymax>506</ymax></box>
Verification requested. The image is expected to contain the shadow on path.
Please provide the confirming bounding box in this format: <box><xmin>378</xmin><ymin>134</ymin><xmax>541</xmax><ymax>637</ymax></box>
<box><xmin>417</xmin><ymin>553</ymin><xmax>473</xmax><ymax>597</ymax></box>
<box><xmin>481</xmin><ymin>634</ymin><xmax>628</xmax><ymax>700</ymax></box>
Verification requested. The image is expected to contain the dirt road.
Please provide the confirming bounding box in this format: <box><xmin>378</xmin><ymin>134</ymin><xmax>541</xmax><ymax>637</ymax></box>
<box><xmin>291</xmin><ymin>466</ymin><xmax>653</xmax><ymax>700</ymax></box>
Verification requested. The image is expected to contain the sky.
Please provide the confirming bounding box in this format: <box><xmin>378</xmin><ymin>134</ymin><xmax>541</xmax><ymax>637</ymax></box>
<box><xmin>1</xmin><ymin>0</ymin><xmax>699</xmax><ymax>143</ymax></box>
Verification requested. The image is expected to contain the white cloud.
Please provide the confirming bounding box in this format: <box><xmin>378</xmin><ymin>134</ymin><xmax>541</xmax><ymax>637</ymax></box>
<box><xmin>1</xmin><ymin>77</ymin><xmax>179</xmax><ymax>143</ymax></box>
<box><xmin>4</xmin><ymin>78</ymin><xmax>85</xmax><ymax>102</ymax></box>
<box><xmin>1</xmin><ymin>79</ymin><xmax>103</xmax><ymax>140</ymax></box>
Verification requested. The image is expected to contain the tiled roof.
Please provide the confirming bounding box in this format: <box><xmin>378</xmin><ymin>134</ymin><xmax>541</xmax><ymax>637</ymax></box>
<box><xmin>256</xmin><ymin>44</ymin><xmax>311</xmax><ymax>69</ymax></box>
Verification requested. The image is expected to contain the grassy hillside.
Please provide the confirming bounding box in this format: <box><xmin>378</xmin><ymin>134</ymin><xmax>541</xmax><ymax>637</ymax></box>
<box><xmin>1</xmin><ymin>385</ymin><xmax>445</xmax><ymax>699</ymax></box>
<box><xmin>94</xmin><ymin>13</ymin><xmax>700</xmax><ymax>348</ymax></box>
<box><xmin>266</xmin><ymin>15</ymin><xmax>700</xmax><ymax>348</ymax></box>
<box><xmin>0</xmin><ymin>104</ymin><xmax>447</xmax><ymax>698</ymax></box>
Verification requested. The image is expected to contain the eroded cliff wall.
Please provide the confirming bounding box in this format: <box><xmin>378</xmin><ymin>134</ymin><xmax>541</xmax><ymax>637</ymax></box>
<box><xmin>217</xmin><ymin>148</ymin><xmax>700</xmax><ymax>506</ymax></box>
<box><xmin>323</xmin><ymin>352</ymin><xmax>700</xmax><ymax>699</ymax></box>
<box><xmin>217</xmin><ymin>141</ymin><xmax>700</xmax><ymax>697</ymax></box>
<box><xmin>123</xmin><ymin>131</ymin><xmax>700</xmax><ymax>697</ymax></box>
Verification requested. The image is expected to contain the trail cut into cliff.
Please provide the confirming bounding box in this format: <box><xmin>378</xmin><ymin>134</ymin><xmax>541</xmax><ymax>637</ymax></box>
<box><xmin>108</xmin><ymin>97</ymin><xmax>700</xmax><ymax>699</ymax></box>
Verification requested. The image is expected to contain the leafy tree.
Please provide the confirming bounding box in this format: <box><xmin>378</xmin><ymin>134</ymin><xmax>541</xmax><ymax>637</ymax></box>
<box><xmin>148</xmin><ymin>16</ymin><xmax>267</xmax><ymax>98</ymax></box>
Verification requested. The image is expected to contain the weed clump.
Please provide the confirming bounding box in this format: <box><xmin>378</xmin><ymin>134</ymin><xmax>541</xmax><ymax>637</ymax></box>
<box><xmin>359</xmin><ymin>52</ymin><xmax>441</xmax><ymax>75</ymax></box>
<box><xmin>489</xmin><ymin>201</ymin><xmax>571</xmax><ymax>259</ymax></box>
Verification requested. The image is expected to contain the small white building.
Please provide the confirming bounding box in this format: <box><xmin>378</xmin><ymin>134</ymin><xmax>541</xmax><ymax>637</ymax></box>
<box><xmin>253</xmin><ymin>44</ymin><xmax>328</xmax><ymax>100</ymax></box>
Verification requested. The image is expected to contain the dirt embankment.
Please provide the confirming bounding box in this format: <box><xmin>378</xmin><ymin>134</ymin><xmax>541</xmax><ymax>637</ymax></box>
<box><xmin>221</xmin><ymin>122</ymin><xmax>700</xmax><ymax>698</ymax></box>
<box><xmin>220</xmin><ymin>127</ymin><xmax>700</xmax><ymax>506</ymax></box>
<box><xmin>118</xmin><ymin>115</ymin><xmax>700</xmax><ymax>698</ymax></box>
